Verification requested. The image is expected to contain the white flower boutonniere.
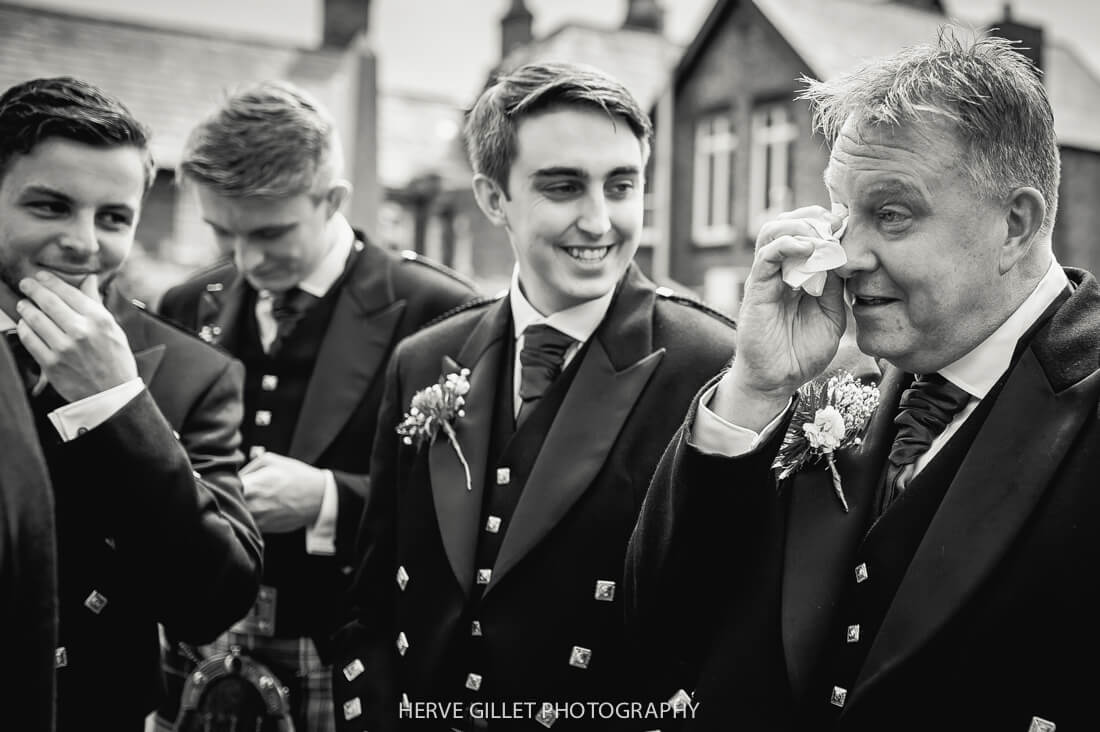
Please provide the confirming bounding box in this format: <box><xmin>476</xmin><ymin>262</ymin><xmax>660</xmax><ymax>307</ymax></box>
<box><xmin>773</xmin><ymin>370</ymin><xmax>880</xmax><ymax>512</ymax></box>
<box><xmin>397</xmin><ymin>368</ymin><xmax>473</xmax><ymax>491</ymax></box>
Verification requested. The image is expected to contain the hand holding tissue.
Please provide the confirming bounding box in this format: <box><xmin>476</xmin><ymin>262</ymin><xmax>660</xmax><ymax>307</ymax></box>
<box><xmin>780</xmin><ymin>204</ymin><xmax>849</xmax><ymax>296</ymax></box>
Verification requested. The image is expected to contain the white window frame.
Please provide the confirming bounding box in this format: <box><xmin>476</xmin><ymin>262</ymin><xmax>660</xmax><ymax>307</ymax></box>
<box><xmin>749</xmin><ymin>103</ymin><xmax>798</xmax><ymax>235</ymax></box>
<box><xmin>692</xmin><ymin>112</ymin><xmax>737</xmax><ymax>246</ymax></box>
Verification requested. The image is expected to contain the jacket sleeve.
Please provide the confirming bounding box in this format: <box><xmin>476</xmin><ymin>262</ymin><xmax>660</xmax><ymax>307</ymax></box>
<box><xmin>623</xmin><ymin>375</ymin><xmax>788</xmax><ymax>703</ymax></box>
<box><xmin>58</xmin><ymin>357</ymin><xmax>262</xmax><ymax>643</ymax></box>
<box><xmin>332</xmin><ymin>350</ymin><xmax>405</xmax><ymax>732</ymax></box>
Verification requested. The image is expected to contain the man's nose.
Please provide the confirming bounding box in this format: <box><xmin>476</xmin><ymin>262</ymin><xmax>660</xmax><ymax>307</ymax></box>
<box><xmin>234</xmin><ymin>242</ymin><xmax>264</xmax><ymax>272</ymax></box>
<box><xmin>57</xmin><ymin>214</ymin><xmax>99</xmax><ymax>255</ymax></box>
<box><xmin>833</xmin><ymin>223</ymin><xmax>876</xmax><ymax>279</ymax></box>
<box><xmin>576</xmin><ymin>193</ymin><xmax>612</xmax><ymax>239</ymax></box>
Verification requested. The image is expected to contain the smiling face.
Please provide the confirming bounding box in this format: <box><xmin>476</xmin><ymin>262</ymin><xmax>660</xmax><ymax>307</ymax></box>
<box><xmin>827</xmin><ymin>115</ymin><xmax>1019</xmax><ymax>374</ymax></box>
<box><xmin>479</xmin><ymin>106</ymin><xmax>645</xmax><ymax>315</ymax></box>
<box><xmin>0</xmin><ymin>138</ymin><xmax>145</xmax><ymax>295</ymax></box>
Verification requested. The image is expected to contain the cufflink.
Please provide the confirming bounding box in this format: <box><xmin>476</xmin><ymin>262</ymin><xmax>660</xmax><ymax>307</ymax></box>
<box><xmin>205</xmin><ymin>282</ymin><xmax>224</xmax><ymax>293</ymax></box>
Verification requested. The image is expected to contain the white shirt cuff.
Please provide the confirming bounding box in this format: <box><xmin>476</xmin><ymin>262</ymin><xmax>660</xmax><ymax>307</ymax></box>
<box><xmin>47</xmin><ymin>378</ymin><xmax>145</xmax><ymax>442</ymax></box>
<box><xmin>689</xmin><ymin>383</ymin><xmax>791</xmax><ymax>457</ymax></box>
<box><xmin>305</xmin><ymin>469</ymin><xmax>338</xmax><ymax>556</ymax></box>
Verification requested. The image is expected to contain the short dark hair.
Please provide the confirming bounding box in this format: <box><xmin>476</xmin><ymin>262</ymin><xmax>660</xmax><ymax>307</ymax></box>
<box><xmin>0</xmin><ymin>76</ymin><xmax>155</xmax><ymax>191</ymax></box>
<box><xmin>464</xmin><ymin>62</ymin><xmax>653</xmax><ymax>195</ymax></box>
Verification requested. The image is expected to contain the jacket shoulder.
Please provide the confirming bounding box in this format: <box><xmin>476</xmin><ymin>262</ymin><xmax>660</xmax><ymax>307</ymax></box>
<box><xmin>653</xmin><ymin>286</ymin><xmax>737</xmax><ymax>331</ymax></box>
<box><xmin>159</xmin><ymin>258</ymin><xmax>236</xmax><ymax>316</ymax></box>
<box><xmin>420</xmin><ymin>290</ymin><xmax>504</xmax><ymax>331</ymax></box>
<box><xmin>393</xmin><ymin>249</ymin><xmax>479</xmax><ymax>295</ymax></box>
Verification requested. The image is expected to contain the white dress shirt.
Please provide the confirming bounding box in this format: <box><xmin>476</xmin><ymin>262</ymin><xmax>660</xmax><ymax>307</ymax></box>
<box><xmin>252</xmin><ymin>212</ymin><xmax>355</xmax><ymax>555</ymax></box>
<box><xmin>0</xmin><ymin>309</ymin><xmax>143</xmax><ymax>442</ymax></box>
<box><xmin>693</xmin><ymin>257</ymin><xmax>1070</xmax><ymax>478</ymax></box>
<box><xmin>508</xmin><ymin>266</ymin><xmax>614</xmax><ymax>418</ymax></box>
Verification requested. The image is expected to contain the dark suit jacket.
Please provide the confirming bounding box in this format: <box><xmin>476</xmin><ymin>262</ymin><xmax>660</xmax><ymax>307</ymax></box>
<box><xmin>335</xmin><ymin>264</ymin><xmax>738</xmax><ymax>731</ymax></box>
<box><xmin>158</xmin><ymin>237</ymin><xmax>478</xmax><ymax>644</ymax></box>
<box><xmin>0</xmin><ymin>338</ymin><xmax>57</xmax><ymax>732</ymax></box>
<box><xmin>626</xmin><ymin>267</ymin><xmax>1100</xmax><ymax>732</ymax></box>
<box><xmin>49</xmin><ymin>288</ymin><xmax>262</xmax><ymax>730</ymax></box>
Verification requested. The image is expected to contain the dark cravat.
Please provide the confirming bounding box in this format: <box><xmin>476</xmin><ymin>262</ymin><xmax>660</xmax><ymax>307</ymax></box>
<box><xmin>5</xmin><ymin>331</ymin><xmax>41</xmax><ymax>394</ymax></box>
<box><xmin>881</xmin><ymin>373</ymin><xmax>972</xmax><ymax>511</ymax></box>
<box><xmin>268</xmin><ymin>287</ymin><xmax>318</xmax><ymax>355</ymax></box>
<box><xmin>516</xmin><ymin>324</ymin><xmax>576</xmax><ymax>428</ymax></box>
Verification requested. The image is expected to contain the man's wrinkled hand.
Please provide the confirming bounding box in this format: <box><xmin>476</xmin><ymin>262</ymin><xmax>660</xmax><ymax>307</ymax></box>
<box><xmin>16</xmin><ymin>272</ymin><xmax>139</xmax><ymax>402</ymax></box>
<box><xmin>711</xmin><ymin>206</ymin><xmax>849</xmax><ymax>430</ymax></box>
<box><xmin>241</xmin><ymin>452</ymin><xmax>326</xmax><ymax>533</ymax></box>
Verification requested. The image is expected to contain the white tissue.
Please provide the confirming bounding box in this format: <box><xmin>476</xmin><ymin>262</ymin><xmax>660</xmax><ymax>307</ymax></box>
<box><xmin>781</xmin><ymin>204</ymin><xmax>849</xmax><ymax>297</ymax></box>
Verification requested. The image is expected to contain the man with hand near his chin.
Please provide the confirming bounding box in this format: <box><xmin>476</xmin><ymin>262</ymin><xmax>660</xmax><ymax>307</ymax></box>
<box><xmin>0</xmin><ymin>76</ymin><xmax>262</xmax><ymax>731</ymax></box>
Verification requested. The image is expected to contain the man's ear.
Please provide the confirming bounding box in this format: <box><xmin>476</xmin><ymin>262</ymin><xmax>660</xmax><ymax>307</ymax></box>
<box><xmin>472</xmin><ymin>173</ymin><xmax>510</xmax><ymax>228</ymax></box>
<box><xmin>323</xmin><ymin>180</ymin><xmax>352</xmax><ymax>219</ymax></box>
<box><xmin>999</xmin><ymin>186</ymin><xmax>1046</xmax><ymax>274</ymax></box>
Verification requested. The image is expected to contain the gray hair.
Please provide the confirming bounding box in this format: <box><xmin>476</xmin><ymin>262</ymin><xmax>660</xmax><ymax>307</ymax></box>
<box><xmin>180</xmin><ymin>80</ymin><xmax>343</xmax><ymax>199</ymax></box>
<box><xmin>799</xmin><ymin>27</ymin><xmax>1060</xmax><ymax>237</ymax></box>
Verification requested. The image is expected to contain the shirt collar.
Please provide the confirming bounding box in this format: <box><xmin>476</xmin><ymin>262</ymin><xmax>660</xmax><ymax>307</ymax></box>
<box><xmin>508</xmin><ymin>266</ymin><xmax>614</xmax><ymax>344</ymax></box>
<box><xmin>940</xmin><ymin>256</ymin><xmax>1069</xmax><ymax>399</ymax></box>
<box><xmin>0</xmin><ymin>310</ymin><xmax>14</xmax><ymax>332</ymax></box>
<box><xmin>286</xmin><ymin>212</ymin><xmax>355</xmax><ymax>299</ymax></box>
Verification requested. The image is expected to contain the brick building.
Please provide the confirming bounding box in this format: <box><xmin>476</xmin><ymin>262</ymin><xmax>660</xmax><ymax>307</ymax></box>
<box><xmin>0</xmin><ymin>0</ymin><xmax>378</xmax><ymax>305</ymax></box>
<box><xmin>660</xmin><ymin>0</ymin><xmax>1100</xmax><ymax>316</ymax></box>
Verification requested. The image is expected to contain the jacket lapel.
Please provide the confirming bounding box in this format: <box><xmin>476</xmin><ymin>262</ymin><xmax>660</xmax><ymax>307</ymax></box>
<box><xmin>107</xmin><ymin>287</ymin><xmax>167</xmax><ymax>385</ymax></box>
<box><xmin>430</xmin><ymin>298</ymin><xmax>510</xmax><ymax>598</ymax></box>
<box><xmin>781</xmin><ymin>367</ymin><xmax>904</xmax><ymax>701</ymax></box>
<box><xmin>849</xmin><ymin>271</ymin><xmax>1100</xmax><ymax>710</ymax></box>
<box><xmin>289</xmin><ymin>241</ymin><xmax>405</xmax><ymax>462</ymax></box>
<box><xmin>485</xmin><ymin>266</ymin><xmax>663</xmax><ymax>596</ymax></box>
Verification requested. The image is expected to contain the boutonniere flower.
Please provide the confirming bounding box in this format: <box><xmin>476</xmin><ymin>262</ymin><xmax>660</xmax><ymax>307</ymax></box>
<box><xmin>773</xmin><ymin>370</ymin><xmax>880</xmax><ymax>512</ymax></box>
<box><xmin>396</xmin><ymin>368</ymin><xmax>473</xmax><ymax>491</ymax></box>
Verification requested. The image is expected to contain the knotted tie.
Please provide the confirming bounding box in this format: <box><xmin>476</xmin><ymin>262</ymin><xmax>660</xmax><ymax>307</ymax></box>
<box><xmin>882</xmin><ymin>373</ymin><xmax>972</xmax><ymax>511</ymax></box>
<box><xmin>268</xmin><ymin>287</ymin><xmax>318</xmax><ymax>355</ymax></box>
<box><xmin>516</xmin><ymin>324</ymin><xmax>575</xmax><ymax>428</ymax></box>
<box><xmin>5</xmin><ymin>331</ymin><xmax>41</xmax><ymax>394</ymax></box>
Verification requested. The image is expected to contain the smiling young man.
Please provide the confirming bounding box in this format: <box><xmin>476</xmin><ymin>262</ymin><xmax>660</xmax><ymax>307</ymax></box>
<box><xmin>154</xmin><ymin>81</ymin><xmax>477</xmax><ymax>732</ymax></box>
<box><xmin>332</xmin><ymin>62</ymin><xmax>738</xmax><ymax>731</ymax></box>
<box><xmin>626</xmin><ymin>31</ymin><xmax>1100</xmax><ymax>731</ymax></box>
<box><xmin>0</xmin><ymin>77</ymin><xmax>262</xmax><ymax>731</ymax></box>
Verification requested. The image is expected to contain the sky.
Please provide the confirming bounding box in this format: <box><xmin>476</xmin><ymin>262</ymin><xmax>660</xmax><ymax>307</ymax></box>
<box><xmin>15</xmin><ymin>0</ymin><xmax>1100</xmax><ymax>105</ymax></box>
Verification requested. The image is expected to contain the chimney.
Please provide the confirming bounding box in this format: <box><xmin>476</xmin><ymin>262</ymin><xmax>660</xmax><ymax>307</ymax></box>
<box><xmin>623</xmin><ymin>0</ymin><xmax>664</xmax><ymax>33</ymax></box>
<box><xmin>889</xmin><ymin>0</ymin><xmax>945</xmax><ymax>12</ymax></box>
<box><xmin>323</xmin><ymin>0</ymin><xmax>371</xmax><ymax>47</ymax></box>
<box><xmin>988</xmin><ymin>4</ymin><xmax>1044</xmax><ymax>73</ymax></box>
<box><xmin>501</xmin><ymin>0</ymin><xmax>533</xmax><ymax>59</ymax></box>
